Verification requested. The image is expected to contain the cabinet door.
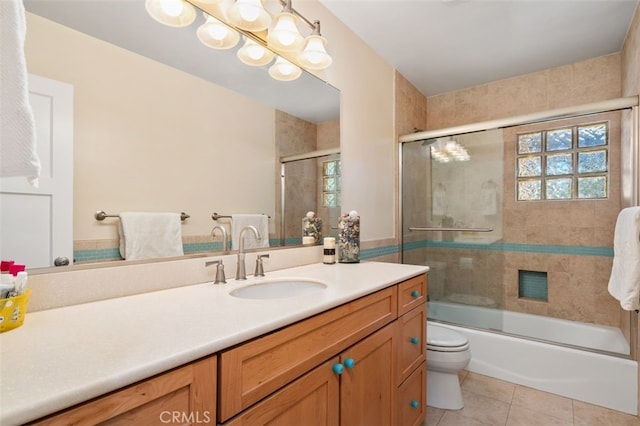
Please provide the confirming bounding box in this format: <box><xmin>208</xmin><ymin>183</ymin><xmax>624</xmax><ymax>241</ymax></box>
<box><xmin>32</xmin><ymin>356</ymin><xmax>216</xmax><ymax>426</ymax></box>
<box><xmin>339</xmin><ymin>323</ymin><xmax>396</xmax><ymax>426</ymax></box>
<box><xmin>224</xmin><ymin>358</ymin><xmax>340</xmax><ymax>426</ymax></box>
<box><xmin>397</xmin><ymin>304</ymin><xmax>426</xmax><ymax>385</ymax></box>
<box><xmin>397</xmin><ymin>361</ymin><xmax>426</xmax><ymax>426</ymax></box>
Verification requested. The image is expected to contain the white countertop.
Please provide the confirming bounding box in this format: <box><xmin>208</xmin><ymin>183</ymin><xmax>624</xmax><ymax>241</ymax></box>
<box><xmin>0</xmin><ymin>261</ymin><xmax>428</xmax><ymax>425</ymax></box>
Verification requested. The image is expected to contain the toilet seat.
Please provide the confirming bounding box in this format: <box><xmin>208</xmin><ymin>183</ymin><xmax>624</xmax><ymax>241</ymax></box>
<box><xmin>427</xmin><ymin>323</ymin><xmax>470</xmax><ymax>352</ymax></box>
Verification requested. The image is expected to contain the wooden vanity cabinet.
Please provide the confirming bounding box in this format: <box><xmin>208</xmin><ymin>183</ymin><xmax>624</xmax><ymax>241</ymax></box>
<box><xmin>31</xmin><ymin>355</ymin><xmax>217</xmax><ymax>426</ymax></box>
<box><xmin>217</xmin><ymin>286</ymin><xmax>397</xmax><ymax>422</ymax></box>
<box><xmin>220</xmin><ymin>274</ymin><xmax>428</xmax><ymax>426</ymax></box>
<box><xmin>30</xmin><ymin>273</ymin><xmax>427</xmax><ymax>426</ymax></box>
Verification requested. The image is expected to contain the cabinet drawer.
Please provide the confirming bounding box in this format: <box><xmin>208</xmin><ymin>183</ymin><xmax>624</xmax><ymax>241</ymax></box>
<box><xmin>219</xmin><ymin>286</ymin><xmax>397</xmax><ymax>422</ymax></box>
<box><xmin>397</xmin><ymin>303</ymin><xmax>426</xmax><ymax>385</ymax></box>
<box><xmin>33</xmin><ymin>356</ymin><xmax>217</xmax><ymax>426</ymax></box>
<box><xmin>224</xmin><ymin>358</ymin><xmax>340</xmax><ymax>426</ymax></box>
<box><xmin>397</xmin><ymin>361</ymin><xmax>426</xmax><ymax>426</ymax></box>
<box><xmin>397</xmin><ymin>274</ymin><xmax>427</xmax><ymax>316</ymax></box>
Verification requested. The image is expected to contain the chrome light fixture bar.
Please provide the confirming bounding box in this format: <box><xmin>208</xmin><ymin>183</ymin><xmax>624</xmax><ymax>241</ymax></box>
<box><xmin>144</xmin><ymin>0</ymin><xmax>332</xmax><ymax>82</ymax></box>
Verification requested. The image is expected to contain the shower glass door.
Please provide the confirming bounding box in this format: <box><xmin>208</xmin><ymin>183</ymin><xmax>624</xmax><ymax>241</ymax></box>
<box><xmin>401</xmin><ymin>129</ymin><xmax>505</xmax><ymax>329</ymax></box>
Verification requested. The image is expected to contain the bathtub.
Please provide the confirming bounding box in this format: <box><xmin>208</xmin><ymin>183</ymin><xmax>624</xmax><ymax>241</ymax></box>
<box><xmin>428</xmin><ymin>301</ymin><xmax>638</xmax><ymax>415</ymax></box>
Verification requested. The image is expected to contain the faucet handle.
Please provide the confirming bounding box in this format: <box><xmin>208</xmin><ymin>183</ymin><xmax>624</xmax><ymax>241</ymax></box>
<box><xmin>254</xmin><ymin>254</ymin><xmax>270</xmax><ymax>277</ymax></box>
<box><xmin>206</xmin><ymin>260</ymin><xmax>227</xmax><ymax>284</ymax></box>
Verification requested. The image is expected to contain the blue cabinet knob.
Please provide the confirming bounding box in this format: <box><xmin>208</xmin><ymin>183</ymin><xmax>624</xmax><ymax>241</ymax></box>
<box><xmin>411</xmin><ymin>290</ymin><xmax>420</xmax><ymax>298</ymax></box>
<box><xmin>410</xmin><ymin>337</ymin><xmax>420</xmax><ymax>345</ymax></box>
<box><xmin>332</xmin><ymin>363</ymin><xmax>344</xmax><ymax>375</ymax></box>
<box><xmin>344</xmin><ymin>358</ymin><xmax>355</xmax><ymax>369</ymax></box>
<box><xmin>410</xmin><ymin>400</ymin><xmax>419</xmax><ymax>409</ymax></box>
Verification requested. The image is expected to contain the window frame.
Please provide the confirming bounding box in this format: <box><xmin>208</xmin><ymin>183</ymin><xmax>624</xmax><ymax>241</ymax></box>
<box><xmin>515</xmin><ymin>121</ymin><xmax>609</xmax><ymax>201</ymax></box>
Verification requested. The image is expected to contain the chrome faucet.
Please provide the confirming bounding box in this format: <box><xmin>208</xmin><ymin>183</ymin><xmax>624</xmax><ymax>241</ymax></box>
<box><xmin>236</xmin><ymin>225</ymin><xmax>261</xmax><ymax>280</ymax></box>
<box><xmin>211</xmin><ymin>225</ymin><xmax>229</xmax><ymax>253</ymax></box>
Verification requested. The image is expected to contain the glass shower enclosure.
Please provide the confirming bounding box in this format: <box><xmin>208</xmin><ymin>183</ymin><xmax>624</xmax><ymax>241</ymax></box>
<box><xmin>401</xmin><ymin>129</ymin><xmax>505</xmax><ymax>329</ymax></box>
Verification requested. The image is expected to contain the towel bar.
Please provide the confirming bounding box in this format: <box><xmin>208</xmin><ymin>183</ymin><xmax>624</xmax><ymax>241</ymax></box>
<box><xmin>211</xmin><ymin>212</ymin><xmax>270</xmax><ymax>221</ymax></box>
<box><xmin>95</xmin><ymin>211</ymin><xmax>190</xmax><ymax>221</ymax></box>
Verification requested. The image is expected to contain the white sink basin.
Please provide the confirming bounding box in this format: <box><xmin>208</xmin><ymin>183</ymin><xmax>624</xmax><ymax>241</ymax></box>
<box><xmin>229</xmin><ymin>278</ymin><xmax>327</xmax><ymax>300</ymax></box>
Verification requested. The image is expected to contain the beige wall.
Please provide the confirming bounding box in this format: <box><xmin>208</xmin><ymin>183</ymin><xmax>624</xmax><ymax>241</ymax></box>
<box><xmin>426</xmin><ymin>53</ymin><xmax>621</xmax><ymax>130</ymax></box>
<box><xmin>295</xmin><ymin>1</ymin><xmax>397</xmax><ymax>244</ymax></box>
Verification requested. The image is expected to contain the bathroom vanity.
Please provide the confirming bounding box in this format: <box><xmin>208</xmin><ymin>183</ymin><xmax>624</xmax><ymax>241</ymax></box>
<box><xmin>0</xmin><ymin>262</ymin><xmax>428</xmax><ymax>425</ymax></box>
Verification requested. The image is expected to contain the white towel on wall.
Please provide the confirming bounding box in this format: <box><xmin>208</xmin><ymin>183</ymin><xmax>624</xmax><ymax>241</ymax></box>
<box><xmin>0</xmin><ymin>0</ymin><xmax>41</xmax><ymax>185</ymax></box>
<box><xmin>231</xmin><ymin>214</ymin><xmax>270</xmax><ymax>251</ymax></box>
<box><xmin>607</xmin><ymin>207</ymin><xmax>640</xmax><ymax>311</ymax></box>
<box><xmin>118</xmin><ymin>212</ymin><xmax>184</xmax><ymax>261</ymax></box>
<box><xmin>432</xmin><ymin>188</ymin><xmax>447</xmax><ymax>216</ymax></box>
<box><xmin>481</xmin><ymin>187</ymin><xmax>498</xmax><ymax>215</ymax></box>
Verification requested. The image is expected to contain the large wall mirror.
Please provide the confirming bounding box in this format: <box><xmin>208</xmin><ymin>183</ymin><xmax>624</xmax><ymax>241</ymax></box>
<box><xmin>9</xmin><ymin>1</ymin><xmax>340</xmax><ymax>272</ymax></box>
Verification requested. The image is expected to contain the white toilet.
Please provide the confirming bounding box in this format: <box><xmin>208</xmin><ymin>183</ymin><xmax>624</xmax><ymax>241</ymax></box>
<box><xmin>426</xmin><ymin>322</ymin><xmax>471</xmax><ymax>410</ymax></box>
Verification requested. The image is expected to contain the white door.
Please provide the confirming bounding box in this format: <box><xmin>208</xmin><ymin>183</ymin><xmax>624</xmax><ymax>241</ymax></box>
<box><xmin>0</xmin><ymin>74</ymin><xmax>73</xmax><ymax>269</ymax></box>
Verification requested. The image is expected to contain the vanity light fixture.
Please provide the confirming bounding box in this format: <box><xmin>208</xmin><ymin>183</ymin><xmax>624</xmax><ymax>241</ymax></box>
<box><xmin>197</xmin><ymin>13</ymin><xmax>240</xmax><ymax>49</ymax></box>
<box><xmin>267</xmin><ymin>0</ymin><xmax>304</xmax><ymax>52</ymax></box>
<box><xmin>145</xmin><ymin>0</ymin><xmax>197</xmax><ymax>27</ymax></box>
<box><xmin>146</xmin><ymin>0</ymin><xmax>332</xmax><ymax>81</ymax></box>
<box><xmin>268</xmin><ymin>56</ymin><xmax>302</xmax><ymax>81</ymax></box>
<box><xmin>237</xmin><ymin>36</ymin><xmax>275</xmax><ymax>66</ymax></box>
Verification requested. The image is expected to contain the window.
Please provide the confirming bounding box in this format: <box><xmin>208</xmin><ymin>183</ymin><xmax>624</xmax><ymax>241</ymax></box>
<box><xmin>516</xmin><ymin>122</ymin><xmax>608</xmax><ymax>201</ymax></box>
<box><xmin>322</xmin><ymin>159</ymin><xmax>341</xmax><ymax>207</ymax></box>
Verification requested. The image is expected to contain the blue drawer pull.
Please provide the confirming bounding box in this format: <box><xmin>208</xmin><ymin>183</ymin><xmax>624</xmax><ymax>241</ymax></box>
<box><xmin>411</xmin><ymin>290</ymin><xmax>420</xmax><ymax>298</ymax></box>
<box><xmin>410</xmin><ymin>337</ymin><xmax>420</xmax><ymax>345</ymax></box>
<box><xmin>410</xmin><ymin>400</ymin><xmax>419</xmax><ymax>409</ymax></box>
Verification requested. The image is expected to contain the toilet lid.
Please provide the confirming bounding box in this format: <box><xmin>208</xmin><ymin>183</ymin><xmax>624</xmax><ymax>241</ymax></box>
<box><xmin>427</xmin><ymin>323</ymin><xmax>469</xmax><ymax>348</ymax></box>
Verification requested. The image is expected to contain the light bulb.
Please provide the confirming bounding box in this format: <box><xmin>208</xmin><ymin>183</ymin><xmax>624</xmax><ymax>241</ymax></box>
<box><xmin>197</xmin><ymin>13</ymin><xmax>239</xmax><ymax>49</ymax></box>
<box><xmin>299</xmin><ymin>35</ymin><xmax>332</xmax><ymax>70</ymax></box>
<box><xmin>237</xmin><ymin>37</ymin><xmax>274</xmax><ymax>66</ymax></box>
<box><xmin>269</xmin><ymin>56</ymin><xmax>302</xmax><ymax>81</ymax></box>
<box><xmin>160</xmin><ymin>0</ymin><xmax>183</xmax><ymax>16</ymax></box>
<box><xmin>267</xmin><ymin>12</ymin><xmax>304</xmax><ymax>52</ymax></box>
<box><xmin>145</xmin><ymin>0</ymin><xmax>196</xmax><ymax>27</ymax></box>
<box><xmin>227</xmin><ymin>0</ymin><xmax>271</xmax><ymax>32</ymax></box>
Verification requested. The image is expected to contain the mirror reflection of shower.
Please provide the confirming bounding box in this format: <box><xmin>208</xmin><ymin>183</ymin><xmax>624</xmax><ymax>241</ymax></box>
<box><xmin>280</xmin><ymin>150</ymin><xmax>341</xmax><ymax>246</ymax></box>
<box><xmin>424</xmin><ymin>130</ymin><xmax>504</xmax><ymax>244</ymax></box>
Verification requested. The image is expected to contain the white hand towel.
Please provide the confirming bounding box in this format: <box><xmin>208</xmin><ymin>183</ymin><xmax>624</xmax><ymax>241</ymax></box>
<box><xmin>118</xmin><ymin>212</ymin><xmax>184</xmax><ymax>261</ymax></box>
<box><xmin>481</xmin><ymin>187</ymin><xmax>498</xmax><ymax>215</ymax></box>
<box><xmin>432</xmin><ymin>188</ymin><xmax>447</xmax><ymax>216</ymax></box>
<box><xmin>607</xmin><ymin>207</ymin><xmax>640</xmax><ymax>311</ymax></box>
<box><xmin>231</xmin><ymin>214</ymin><xmax>270</xmax><ymax>251</ymax></box>
<box><xmin>0</xmin><ymin>0</ymin><xmax>41</xmax><ymax>185</ymax></box>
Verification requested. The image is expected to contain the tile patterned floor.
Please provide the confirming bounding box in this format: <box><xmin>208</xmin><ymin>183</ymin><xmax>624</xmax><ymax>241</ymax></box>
<box><xmin>424</xmin><ymin>371</ymin><xmax>640</xmax><ymax>426</ymax></box>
